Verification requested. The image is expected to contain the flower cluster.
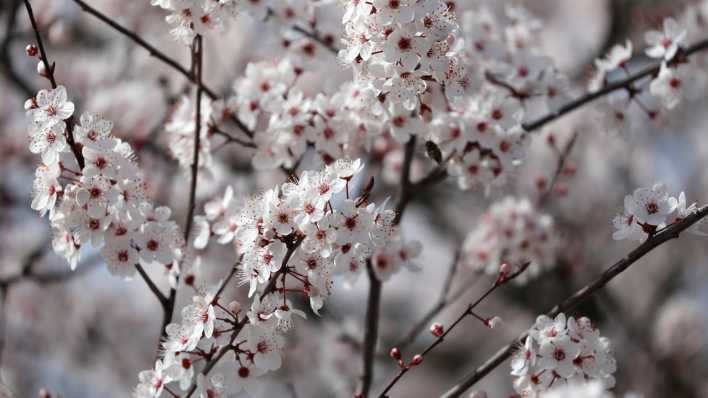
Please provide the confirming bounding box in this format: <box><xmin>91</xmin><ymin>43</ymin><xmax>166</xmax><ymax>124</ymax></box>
<box><xmin>165</xmin><ymin>95</ymin><xmax>215</xmax><ymax>175</ymax></box>
<box><xmin>340</xmin><ymin>0</ymin><xmax>462</xmax><ymax>117</ymax></box>
<box><xmin>511</xmin><ymin>314</ymin><xmax>617</xmax><ymax>397</ymax></box>
<box><xmin>460</xmin><ymin>197</ymin><xmax>557</xmax><ymax>284</ymax></box>
<box><xmin>215</xmin><ymin>59</ymin><xmax>365</xmax><ymax>169</ymax></box>
<box><xmin>26</xmin><ymin>86</ymin><xmax>184</xmax><ymax>277</ymax></box>
<box><xmin>152</xmin><ymin>0</ymin><xmax>317</xmax><ymax>45</ymax></box>
<box><xmin>150</xmin><ymin>0</ymin><xmax>239</xmax><ymax>45</ymax></box>
<box><xmin>612</xmin><ymin>183</ymin><xmax>700</xmax><ymax>242</ymax></box>
<box><xmin>593</xmin><ymin>12</ymin><xmax>708</xmax><ymax>134</ymax></box>
<box><xmin>201</xmin><ymin>158</ymin><xmax>421</xmax><ymax>291</ymax></box>
<box><xmin>134</xmin><ymin>159</ymin><xmax>420</xmax><ymax>396</ymax></box>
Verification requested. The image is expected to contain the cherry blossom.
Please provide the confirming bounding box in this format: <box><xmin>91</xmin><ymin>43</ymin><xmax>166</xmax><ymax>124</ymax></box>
<box><xmin>645</xmin><ymin>17</ymin><xmax>687</xmax><ymax>61</ymax></box>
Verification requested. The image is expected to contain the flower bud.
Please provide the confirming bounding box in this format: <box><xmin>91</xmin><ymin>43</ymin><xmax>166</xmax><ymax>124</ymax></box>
<box><xmin>26</xmin><ymin>44</ymin><xmax>38</xmax><ymax>57</ymax></box>
<box><xmin>37</xmin><ymin>61</ymin><xmax>48</xmax><ymax>77</ymax></box>
<box><xmin>469</xmin><ymin>391</ymin><xmax>488</xmax><ymax>398</ymax></box>
<box><xmin>389</xmin><ymin>347</ymin><xmax>401</xmax><ymax>361</ymax></box>
<box><xmin>546</xmin><ymin>132</ymin><xmax>556</xmax><ymax>146</ymax></box>
<box><xmin>535</xmin><ymin>176</ymin><xmax>547</xmax><ymax>191</ymax></box>
<box><xmin>429</xmin><ymin>322</ymin><xmax>444</xmax><ymax>337</ymax></box>
<box><xmin>409</xmin><ymin>354</ymin><xmax>423</xmax><ymax>366</ymax></box>
<box><xmin>563</xmin><ymin>162</ymin><xmax>577</xmax><ymax>176</ymax></box>
<box><xmin>486</xmin><ymin>316</ymin><xmax>503</xmax><ymax>329</ymax></box>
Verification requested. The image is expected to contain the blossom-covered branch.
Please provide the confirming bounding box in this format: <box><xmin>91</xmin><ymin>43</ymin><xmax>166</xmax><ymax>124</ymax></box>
<box><xmin>440</xmin><ymin>204</ymin><xmax>708</xmax><ymax>398</ymax></box>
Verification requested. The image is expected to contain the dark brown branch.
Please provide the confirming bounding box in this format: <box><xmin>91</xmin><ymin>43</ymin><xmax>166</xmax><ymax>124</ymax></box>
<box><xmin>377</xmin><ymin>263</ymin><xmax>530</xmax><ymax>397</ymax></box>
<box><xmin>440</xmin><ymin>205</ymin><xmax>708</xmax><ymax>398</ymax></box>
<box><xmin>522</xmin><ymin>38</ymin><xmax>708</xmax><ymax>132</ymax></box>
<box><xmin>135</xmin><ymin>264</ymin><xmax>168</xmax><ymax>305</ymax></box>
<box><xmin>1</xmin><ymin>0</ymin><xmax>33</xmax><ymax>97</ymax></box>
<box><xmin>70</xmin><ymin>0</ymin><xmax>255</xmax><ymax>139</ymax></box>
<box><xmin>360</xmin><ymin>261</ymin><xmax>383</xmax><ymax>397</ymax></box>
<box><xmin>393</xmin><ymin>136</ymin><xmax>418</xmax><ymax>225</ymax></box>
<box><xmin>23</xmin><ymin>0</ymin><xmax>84</xmax><ymax>169</ymax></box>
<box><xmin>157</xmin><ymin>35</ymin><xmax>204</xmax><ymax>347</ymax></box>
<box><xmin>360</xmin><ymin>135</ymin><xmax>417</xmax><ymax>396</ymax></box>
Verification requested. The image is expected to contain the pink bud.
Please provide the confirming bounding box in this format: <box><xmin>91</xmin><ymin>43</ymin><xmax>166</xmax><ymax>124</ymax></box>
<box><xmin>555</xmin><ymin>183</ymin><xmax>568</xmax><ymax>197</ymax></box>
<box><xmin>546</xmin><ymin>132</ymin><xmax>556</xmax><ymax>146</ymax></box>
<box><xmin>563</xmin><ymin>162</ymin><xmax>577</xmax><ymax>176</ymax></box>
<box><xmin>535</xmin><ymin>176</ymin><xmax>547</xmax><ymax>191</ymax></box>
<box><xmin>409</xmin><ymin>354</ymin><xmax>423</xmax><ymax>366</ymax></box>
<box><xmin>469</xmin><ymin>391</ymin><xmax>488</xmax><ymax>398</ymax></box>
<box><xmin>429</xmin><ymin>322</ymin><xmax>444</xmax><ymax>337</ymax></box>
<box><xmin>26</xmin><ymin>44</ymin><xmax>38</xmax><ymax>57</ymax></box>
<box><xmin>389</xmin><ymin>347</ymin><xmax>401</xmax><ymax>360</ymax></box>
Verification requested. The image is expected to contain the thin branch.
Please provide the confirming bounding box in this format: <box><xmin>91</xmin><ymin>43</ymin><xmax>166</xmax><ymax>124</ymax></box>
<box><xmin>360</xmin><ymin>135</ymin><xmax>417</xmax><ymax>396</ymax></box>
<box><xmin>0</xmin><ymin>0</ymin><xmax>33</xmax><ymax>97</ymax></box>
<box><xmin>522</xmin><ymin>38</ymin><xmax>708</xmax><ymax>132</ymax></box>
<box><xmin>183</xmin><ymin>238</ymin><xmax>302</xmax><ymax>397</ymax></box>
<box><xmin>70</xmin><ymin>0</ymin><xmax>255</xmax><ymax>139</ymax></box>
<box><xmin>406</xmin><ymin>37</ymin><xmax>708</xmax><ymax>198</ymax></box>
<box><xmin>185</xmin><ymin>34</ymin><xmax>203</xmax><ymax>243</ymax></box>
<box><xmin>537</xmin><ymin>130</ymin><xmax>578</xmax><ymax>207</ymax></box>
<box><xmin>0</xmin><ymin>287</ymin><xmax>8</xmax><ymax>371</ymax></box>
<box><xmin>156</xmin><ymin>34</ymin><xmax>204</xmax><ymax>347</ymax></box>
<box><xmin>135</xmin><ymin>264</ymin><xmax>168</xmax><ymax>305</ymax></box>
<box><xmin>393</xmin><ymin>136</ymin><xmax>418</xmax><ymax>224</ymax></box>
<box><xmin>440</xmin><ymin>205</ymin><xmax>708</xmax><ymax>398</ymax></box>
<box><xmin>23</xmin><ymin>0</ymin><xmax>84</xmax><ymax>169</ymax></box>
<box><xmin>395</xmin><ymin>251</ymin><xmax>476</xmax><ymax>349</ymax></box>
<box><xmin>291</xmin><ymin>24</ymin><xmax>339</xmax><ymax>54</ymax></box>
<box><xmin>360</xmin><ymin>261</ymin><xmax>383</xmax><ymax>397</ymax></box>
<box><xmin>377</xmin><ymin>263</ymin><xmax>530</xmax><ymax>397</ymax></box>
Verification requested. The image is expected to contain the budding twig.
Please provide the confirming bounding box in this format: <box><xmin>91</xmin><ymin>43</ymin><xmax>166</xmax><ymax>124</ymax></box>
<box><xmin>23</xmin><ymin>0</ymin><xmax>84</xmax><ymax>169</ymax></box>
<box><xmin>377</xmin><ymin>263</ymin><xmax>530</xmax><ymax>397</ymax></box>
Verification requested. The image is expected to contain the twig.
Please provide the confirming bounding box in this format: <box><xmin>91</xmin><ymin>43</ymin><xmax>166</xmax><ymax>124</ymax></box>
<box><xmin>23</xmin><ymin>0</ymin><xmax>84</xmax><ymax>169</ymax></box>
<box><xmin>0</xmin><ymin>287</ymin><xmax>8</xmax><ymax>371</ymax></box>
<box><xmin>183</xmin><ymin>238</ymin><xmax>303</xmax><ymax>397</ymax></box>
<box><xmin>291</xmin><ymin>24</ymin><xmax>339</xmax><ymax>54</ymax></box>
<box><xmin>537</xmin><ymin>131</ymin><xmax>578</xmax><ymax>207</ymax></box>
<box><xmin>377</xmin><ymin>263</ymin><xmax>530</xmax><ymax>397</ymax></box>
<box><xmin>0</xmin><ymin>0</ymin><xmax>33</xmax><ymax>97</ymax></box>
<box><xmin>521</xmin><ymin>38</ymin><xmax>708</xmax><ymax>132</ymax></box>
<box><xmin>439</xmin><ymin>205</ymin><xmax>708</xmax><ymax>398</ymax></box>
<box><xmin>395</xmin><ymin>251</ymin><xmax>475</xmax><ymax>349</ymax></box>
<box><xmin>70</xmin><ymin>0</ymin><xmax>255</xmax><ymax>139</ymax></box>
<box><xmin>156</xmin><ymin>34</ymin><xmax>204</xmax><ymax>348</ymax></box>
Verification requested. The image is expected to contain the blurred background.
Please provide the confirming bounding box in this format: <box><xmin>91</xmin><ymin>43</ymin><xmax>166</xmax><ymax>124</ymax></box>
<box><xmin>1</xmin><ymin>0</ymin><xmax>708</xmax><ymax>397</ymax></box>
